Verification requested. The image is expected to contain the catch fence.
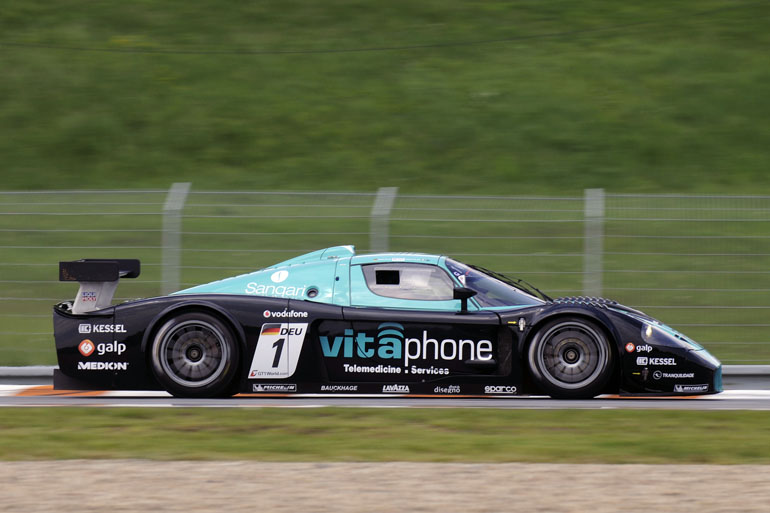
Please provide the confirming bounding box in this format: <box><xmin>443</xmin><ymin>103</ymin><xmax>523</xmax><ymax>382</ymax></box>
<box><xmin>1</xmin><ymin>186</ymin><xmax>768</xmax><ymax>365</ymax></box>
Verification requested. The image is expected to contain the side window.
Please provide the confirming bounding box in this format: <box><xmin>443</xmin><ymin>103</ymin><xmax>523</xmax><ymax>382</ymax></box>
<box><xmin>361</xmin><ymin>263</ymin><xmax>454</xmax><ymax>300</ymax></box>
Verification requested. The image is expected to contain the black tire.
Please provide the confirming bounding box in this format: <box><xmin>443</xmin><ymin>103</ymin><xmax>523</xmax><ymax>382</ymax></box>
<box><xmin>149</xmin><ymin>312</ymin><xmax>240</xmax><ymax>398</ymax></box>
<box><xmin>527</xmin><ymin>317</ymin><xmax>614</xmax><ymax>399</ymax></box>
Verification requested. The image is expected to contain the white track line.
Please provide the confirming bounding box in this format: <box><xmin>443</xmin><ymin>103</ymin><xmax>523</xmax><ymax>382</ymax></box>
<box><xmin>2</xmin><ymin>385</ymin><xmax>770</xmax><ymax>400</ymax></box>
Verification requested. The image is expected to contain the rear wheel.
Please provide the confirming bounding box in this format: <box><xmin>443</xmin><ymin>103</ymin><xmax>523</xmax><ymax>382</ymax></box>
<box><xmin>150</xmin><ymin>312</ymin><xmax>240</xmax><ymax>398</ymax></box>
<box><xmin>527</xmin><ymin>317</ymin><xmax>614</xmax><ymax>399</ymax></box>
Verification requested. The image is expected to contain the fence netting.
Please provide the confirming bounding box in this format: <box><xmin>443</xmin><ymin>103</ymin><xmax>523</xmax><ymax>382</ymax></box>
<box><xmin>1</xmin><ymin>189</ymin><xmax>767</xmax><ymax>365</ymax></box>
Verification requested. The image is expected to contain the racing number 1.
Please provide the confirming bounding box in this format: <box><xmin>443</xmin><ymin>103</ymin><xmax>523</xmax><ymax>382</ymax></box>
<box><xmin>248</xmin><ymin>323</ymin><xmax>308</xmax><ymax>379</ymax></box>
<box><xmin>272</xmin><ymin>339</ymin><xmax>285</xmax><ymax>368</ymax></box>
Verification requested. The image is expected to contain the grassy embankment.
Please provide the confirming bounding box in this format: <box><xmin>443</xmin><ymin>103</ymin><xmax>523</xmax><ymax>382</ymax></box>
<box><xmin>1</xmin><ymin>1</ymin><xmax>768</xmax><ymax>194</ymax></box>
<box><xmin>1</xmin><ymin>407</ymin><xmax>769</xmax><ymax>463</ymax></box>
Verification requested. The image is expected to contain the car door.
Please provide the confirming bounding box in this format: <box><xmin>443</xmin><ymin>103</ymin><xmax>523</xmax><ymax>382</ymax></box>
<box><xmin>318</xmin><ymin>262</ymin><xmax>512</xmax><ymax>391</ymax></box>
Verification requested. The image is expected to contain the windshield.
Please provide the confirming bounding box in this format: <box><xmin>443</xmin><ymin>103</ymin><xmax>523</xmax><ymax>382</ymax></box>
<box><xmin>445</xmin><ymin>259</ymin><xmax>544</xmax><ymax>308</ymax></box>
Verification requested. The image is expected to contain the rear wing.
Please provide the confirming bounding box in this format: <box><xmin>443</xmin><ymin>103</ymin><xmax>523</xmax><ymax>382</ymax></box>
<box><xmin>59</xmin><ymin>259</ymin><xmax>141</xmax><ymax>314</ymax></box>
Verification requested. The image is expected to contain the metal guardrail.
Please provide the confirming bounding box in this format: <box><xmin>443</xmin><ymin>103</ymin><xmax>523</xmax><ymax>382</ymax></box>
<box><xmin>0</xmin><ymin>366</ymin><xmax>57</xmax><ymax>378</ymax></box>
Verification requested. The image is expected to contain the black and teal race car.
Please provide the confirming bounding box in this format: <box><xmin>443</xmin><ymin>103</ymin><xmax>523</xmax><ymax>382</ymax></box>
<box><xmin>53</xmin><ymin>245</ymin><xmax>722</xmax><ymax>399</ymax></box>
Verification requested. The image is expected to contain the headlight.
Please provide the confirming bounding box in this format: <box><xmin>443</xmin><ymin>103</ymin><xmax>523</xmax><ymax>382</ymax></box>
<box><xmin>641</xmin><ymin>322</ymin><xmax>703</xmax><ymax>350</ymax></box>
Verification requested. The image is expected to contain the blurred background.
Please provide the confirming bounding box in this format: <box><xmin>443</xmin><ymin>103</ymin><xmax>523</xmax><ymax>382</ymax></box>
<box><xmin>1</xmin><ymin>0</ymin><xmax>769</xmax><ymax>367</ymax></box>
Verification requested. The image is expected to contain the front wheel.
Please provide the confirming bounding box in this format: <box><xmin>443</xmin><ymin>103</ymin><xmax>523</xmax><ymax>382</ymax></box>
<box><xmin>527</xmin><ymin>317</ymin><xmax>614</xmax><ymax>399</ymax></box>
<box><xmin>150</xmin><ymin>312</ymin><xmax>240</xmax><ymax>398</ymax></box>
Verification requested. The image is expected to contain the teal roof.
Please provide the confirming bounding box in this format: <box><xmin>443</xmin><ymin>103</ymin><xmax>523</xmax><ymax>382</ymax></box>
<box><xmin>174</xmin><ymin>246</ymin><xmax>453</xmax><ymax>309</ymax></box>
<box><xmin>351</xmin><ymin>252</ymin><xmax>440</xmax><ymax>266</ymax></box>
<box><xmin>269</xmin><ymin>245</ymin><xmax>355</xmax><ymax>267</ymax></box>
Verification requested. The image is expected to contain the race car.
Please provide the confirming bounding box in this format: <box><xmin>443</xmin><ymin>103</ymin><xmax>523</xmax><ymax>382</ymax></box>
<box><xmin>53</xmin><ymin>245</ymin><xmax>722</xmax><ymax>399</ymax></box>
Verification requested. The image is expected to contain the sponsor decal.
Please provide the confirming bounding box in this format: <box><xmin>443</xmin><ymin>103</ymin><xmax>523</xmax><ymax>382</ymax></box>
<box><xmin>625</xmin><ymin>343</ymin><xmax>635</xmax><ymax>353</ymax></box>
<box><xmin>96</xmin><ymin>341</ymin><xmax>126</xmax><ymax>356</ymax></box>
<box><xmin>245</xmin><ymin>282</ymin><xmax>306</xmax><ymax>298</ymax></box>
<box><xmin>81</xmin><ymin>291</ymin><xmax>97</xmax><ymax>302</ymax></box>
<box><xmin>79</xmin><ymin>340</ymin><xmax>126</xmax><ymax>357</ymax></box>
<box><xmin>320</xmin><ymin>323</ymin><xmax>493</xmax><ymax>369</ymax></box>
<box><xmin>77</xmin><ymin>361</ymin><xmax>128</xmax><ymax>371</ymax></box>
<box><xmin>626</xmin><ymin>343</ymin><xmax>653</xmax><ymax>353</ymax></box>
<box><xmin>320</xmin><ymin>385</ymin><xmax>358</xmax><ymax>392</ymax></box>
<box><xmin>484</xmin><ymin>385</ymin><xmax>518</xmax><ymax>394</ymax></box>
<box><xmin>636</xmin><ymin>357</ymin><xmax>648</xmax><ymax>365</ymax></box>
<box><xmin>382</xmin><ymin>384</ymin><xmax>410</xmax><ymax>393</ymax></box>
<box><xmin>263</xmin><ymin>310</ymin><xmax>309</xmax><ymax>319</ymax></box>
<box><xmin>451</xmin><ymin>269</ymin><xmax>471</xmax><ymax>286</ymax></box>
<box><xmin>344</xmin><ymin>363</ymin><xmax>402</xmax><ymax>374</ymax></box>
<box><xmin>271</xmin><ymin>270</ymin><xmax>289</xmax><ymax>283</ymax></box>
<box><xmin>79</xmin><ymin>324</ymin><xmax>127</xmax><ymax>334</ymax></box>
<box><xmin>433</xmin><ymin>385</ymin><xmax>461</xmax><ymax>394</ymax></box>
<box><xmin>410</xmin><ymin>366</ymin><xmax>449</xmax><ymax>375</ymax></box>
<box><xmin>648</xmin><ymin>357</ymin><xmax>676</xmax><ymax>366</ymax></box>
<box><xmin>78</xmin><ymin>339</ymin><xmax>95</xmax><ymax>357</ymax></box>
<box><xmin>248</xmin><ymin>323</ymin><xmax>308</xmax><ymax>379</ymax></box>
<box><xmin>252</xmin><ymin>384</ymin><xmax>297</xmax><ymax>393</ymax></box>
<box><xmin>653</xmin><ymin>372</ymin><xmax>695</xmax><ymax>380</ymax></box>
<box><xmin>674</xmin><ymin>384</ymin><xmax>709</xmax><ymax>393</ymax></box>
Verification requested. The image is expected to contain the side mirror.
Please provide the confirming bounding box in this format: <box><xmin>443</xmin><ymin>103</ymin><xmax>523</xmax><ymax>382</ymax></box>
<box><xmin>453</xmin><ymin>287</ymin><xmax>477</xmax><ymax>314</ymax></box>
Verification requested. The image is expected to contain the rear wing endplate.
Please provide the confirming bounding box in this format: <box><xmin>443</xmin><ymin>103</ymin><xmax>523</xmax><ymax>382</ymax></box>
<box><xmin>59</xmin><ymin>259</ymin><xmax>141</xmax><ymax>314</ymax></box>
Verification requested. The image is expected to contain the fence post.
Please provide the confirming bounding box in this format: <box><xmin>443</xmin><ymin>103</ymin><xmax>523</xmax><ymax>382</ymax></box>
<box><xmin>583</xmin><ymin>188</ymin><xmax>605</xmax><ymax>297</ymax></box>
<box><xmin>370</xmin><ymin>187</ymin><xmax>398</xmax><ymax>252</ymax></box>
<box><xmin>161</xmin><ymin>182</ymin><xmax>191</xmax><ymax>295</ymax></box>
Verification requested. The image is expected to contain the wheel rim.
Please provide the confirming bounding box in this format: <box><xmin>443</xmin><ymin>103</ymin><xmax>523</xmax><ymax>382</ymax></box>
<box><xmin>157</xmin><ymin>320</ymin><xmax>229</xmax><ymax>388</ymax></box>
<box><xmin>535</xmin><ymin>322</ymin><xmax>609</xmax><ymax>390</ymax></box>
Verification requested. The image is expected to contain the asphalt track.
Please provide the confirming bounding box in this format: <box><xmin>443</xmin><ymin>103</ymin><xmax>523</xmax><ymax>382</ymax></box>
<box><xmin>1</xmin><ymin>385</ymin><xmax>770</xmax><ymax>410</ymax></box>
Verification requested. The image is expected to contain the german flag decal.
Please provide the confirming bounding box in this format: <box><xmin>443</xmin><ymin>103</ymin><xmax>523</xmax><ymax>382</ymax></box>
<box><xmin>260</xmin><ymin>325</ymin><xmax>282</xmax><ymax>336</ymax></box>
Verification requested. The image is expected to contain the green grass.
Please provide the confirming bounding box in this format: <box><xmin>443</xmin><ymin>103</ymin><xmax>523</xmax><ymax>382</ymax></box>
<box><xmin>0</xmin><ymin>407</ymin><xmax>769</xmax><ymax>463</ymax></box>
<box><xmin>1</xmin><ymin>1</ymin><xmax>770</xmax><ymax>365</ymax></box>
<box><xmin>0</xmin><ymin>1</ymin><xmax>769</xmax><ymax>194</ymax></box>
